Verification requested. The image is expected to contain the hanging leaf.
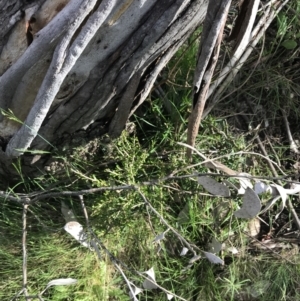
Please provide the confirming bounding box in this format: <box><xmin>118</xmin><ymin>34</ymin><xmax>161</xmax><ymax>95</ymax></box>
<box><xmin>213</xmin><ymin>202</ymin><xmax>230</xmax><ymax>224</ymax></box>
<box><xmin>198</xmin><ymin>176</ymin><xmax>230</xmax><ymax>197</ymax></box>
<box><xmin>64</xmin><ymin>221</ymin><xmax>89</xmax><ymax>248</ymax></box>
<box><xmin>273</xmin><ymin>184</ymin><xmax>287</xmax><ymax>203</ymax></box>
<box><xmin>46</xmin><ymin>278</ymin><xmax>78</xmax><ymax>288</ymax></box>
<box><xmin>129</xmin><ymin>283</ymin><xmax>143</xmax><ymax>299</ymax></box>
<box><xmin>153</xmin><ymin>232</ymin><xmax>165</xmax><ymax>243</ymax></box>
<box><xmin>273</xmin><ymin>184</ymin><xmax>287</xmax><ymax>219</ymax></box>
<box><xmin>236</xmin><ymin>173</ymin><xmax>253</xmax><ymax>195</ymax></box>
<box><xmin>177</xmin><ymin>203</ymin><xmax>190</xmax><ymax>224</ymax></box>
<box><xmin>208</xmin><ymin>237</ymin><xmax>223</xmax><ymax>253</ymax></box>
<box><xmin>226</xmin><ymin>246</ymin><xmax>239</xmax><ymax>254</ymax></box>
<box><xmin>259</xmin><ymin>184</ymin><xmax>287</xmax><ymax>219</ymax></box>
<box><xmin>41</xmin><ymin>278</ymin><xmax>78</xmax><ymax>295</ymax></box>
<box><xmin>234</xmin><ymin>188</ymin><xmax>261</xmax><ymax>219</ymax></box>
<box><xmin>144</xmin><ymin>267</ymin><xmax>155</xmax><ymax>280</ymax></box>
<box><xmin>166</xmin><ymin>293</ymin><xmax>174</xmax><ymax>300</ymax></box>
<box><xmin>143</xmin><ymin>267</ymin><xmax>158</xmax><ymax>290</ymax></box>
<box><xmin>285</xmin><ymin>183</ymin><xmax>300</xmax><ymax>195</ymax></box>
<box><xmin>254</xmin><ymin>182</ymin><xmax>273</xmax><ymax>194</ymax></box>
<box><xmin>259</xmin><ymin>195</ymin><xmax>281</xmax><ymax>215</ymax></box>
<box><xmin>203</xmin><ymin>251</ymin><xmax>224</xmax><ymax>265</ymax></box>
<box><xmin>61</xmin><ymin>201</ymin><xmax>77</xmax><ymax>223</ymax></box>
<box><xmin>180</xmin><ymin>247</ymin><xmax>189</xmax><ymax>256</ymax></box>
<box><xmin>143</xmin><ymin>278</ymin><xmax>158</xmax><ymax>290</ymax></box>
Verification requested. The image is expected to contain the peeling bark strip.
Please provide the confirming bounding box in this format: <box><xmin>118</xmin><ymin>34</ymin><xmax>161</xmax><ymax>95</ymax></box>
<box><xmin>202</xmin><ymin>0</ymin><xmax>289</xmax><ymax>118</ymax></box>
<box><xmin>108</xmin><ymin>71</ymin><xmax>142</xmax><ymax>138</ymax></box>
<box><xmin>229</xmin><ymin>0</ymin><xmax>257</xmax><ymax>52</ymax></box>
<box><xmin>186</xmin><ymin>0</ymin><xmax>231</xmax><ymax>158</ymax></box>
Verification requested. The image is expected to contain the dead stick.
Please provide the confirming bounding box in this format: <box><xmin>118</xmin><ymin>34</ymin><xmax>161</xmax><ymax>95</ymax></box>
<box><xmin>22</xmin><ymin>204</ymin><xmax>29</xmax><ymax>299</ymax></box>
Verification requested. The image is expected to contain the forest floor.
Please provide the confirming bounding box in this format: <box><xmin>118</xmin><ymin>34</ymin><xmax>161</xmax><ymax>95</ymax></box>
<box><xmin>1</xmin><ymin>3</ymin><xmax>300</xmax><ymax>301</ymax></box>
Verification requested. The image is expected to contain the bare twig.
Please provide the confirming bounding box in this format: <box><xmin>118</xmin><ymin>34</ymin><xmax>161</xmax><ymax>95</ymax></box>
<box><xmin>174</xmin><ymin>148</ymin><xmax>287</xmax><ymax>177</ymax></box>
<box><xmin>29</xmin><ymin>185</ymin><xmax>136</xmax><ymax>203</ymax></box>
<box><xmin>178</xmin><ymin>141</ymin><xmax>288</xmax><ymax>177</ymax></box>
<box><xmin>203</xmin><ymin>0</ymin><xmax>290</xmax><ymax>117</ymax></box>
<box><xmin>0</xmin><ymin>190</ymin><xmax>23</xmax><ymax>203</ymax></box>
<box><xmin>136</xmin><ymin>188</ymin><xmax>200</xmax><ymax>256</ymax></box>
<box><xmin>187</xmin><ymin>0</ymin><xmax>231</xmax><ymax>157</ymax></box>
<box><xmin>281</xmin><ymin>108</ymin><xmax>299</xmax><ymax>154</ymax></box>
<box><xmin>2</xmin><ymin>173</ymin><xmax>300</xmax><ymax>205</ymax></box>
<box><xmin>113</xmin><ymin>262</ymin><xmax>139</xmax><ymax>301</ymax></box>
<box><xmin>22</xmin><ymin>204</ymin><xmax>29</xmax><ymax>299</ymax></box>
<box><xmin>90</xmin><ymin>233</ymin><xmax>188</xmax><ymax>301</ymax></box>
<box><xmin>82</xmin><ymin>227</ymin><xmax>138</xmax><ymax>300</ymax></box>
<box><xmin>86</xmin><ymin>218</ymin><xmax>187</xmax><ymax>301</ymax></box>
<box><xmin>134</xmin><ymin>269</ymin><xmax>188</xmax><ymax>301</ymax></box>
<box><xmin>243</xmin><ymin>231</ymin><xmax>296</xmax><ymax>265</ymax></box>
<box><xmin>79</xmin><ymin>195</ymin><xmax>90</xmax><ymax>229</ymax></box>
<box><xmin>243</xmin><ymin>103</ymin><xmax>300</xmax><ymax>231</ymax></box>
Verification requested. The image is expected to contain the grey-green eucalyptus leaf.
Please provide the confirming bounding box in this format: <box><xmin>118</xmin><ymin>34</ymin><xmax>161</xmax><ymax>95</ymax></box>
<box><xmin>198</xmin><ymin>176</ymin><xmax>230</xmax><ymax>197</ymax></box>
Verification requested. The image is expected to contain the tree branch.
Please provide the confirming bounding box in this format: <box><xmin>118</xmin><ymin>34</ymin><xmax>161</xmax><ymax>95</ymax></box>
<box><xmin>186</xmin><ymin>0</ymin><xmax>231</xmax><ymax>158</ymax></box>
<box><xmin>203</xmin><ymin>0</ymin><xmax>290</xmax><ymax>117</ymax></box>
<box><xmin>22</xmin><ymin>204</ymin><xmax>29</xmax><ymax>299</ymax></box>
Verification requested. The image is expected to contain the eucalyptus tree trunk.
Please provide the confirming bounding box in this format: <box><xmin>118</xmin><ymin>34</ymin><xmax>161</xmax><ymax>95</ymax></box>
<box><xmin>0</xmin><ymin>0</ymin><xmax>208</xmax><ymax>179</ymax></box>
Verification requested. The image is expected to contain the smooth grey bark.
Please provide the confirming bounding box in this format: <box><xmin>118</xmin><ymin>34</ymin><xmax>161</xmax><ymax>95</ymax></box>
<box><xmin>0</xmin><ymin>0</ymin><xmax>208</xmax><ymax>177</ymax></box>
<box><xmin>6</xmin><ymin>0</ymin><xmax>117</xmax><ymax>157</ymax></box>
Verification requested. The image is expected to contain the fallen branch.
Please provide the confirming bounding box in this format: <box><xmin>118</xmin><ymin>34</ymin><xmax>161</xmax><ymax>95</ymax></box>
<box><xmin>1</xmin><ymin>172</ymin><xmax>299</xmax><ymax>204</ymax></box>
<box><xmin>22</xmin><ymin>204</ymin><xmax>29</xmax><ymax>299</ymax></box>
